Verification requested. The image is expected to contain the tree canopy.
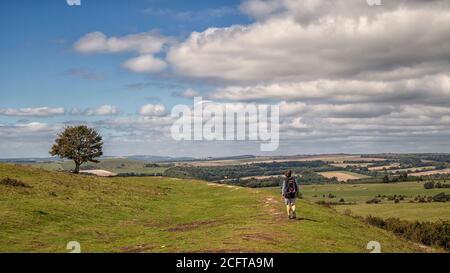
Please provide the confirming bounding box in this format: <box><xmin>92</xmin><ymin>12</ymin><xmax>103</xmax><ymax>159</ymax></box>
<box><xmin>50</xmin><ymin>125</ymin><xmax>103</xmax><ymax>173</ymax></box>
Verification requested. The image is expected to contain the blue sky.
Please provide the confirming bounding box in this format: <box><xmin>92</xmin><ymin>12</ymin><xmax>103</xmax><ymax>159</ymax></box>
<box><xmin>1</xmin><ymin>0</ymin><xmax>450</xmax><ymax>158</ymax></box>
<box><xmin>0</xmin><ymin>0</ymin><xmax>248</xmax><ymax>120</ymax></box>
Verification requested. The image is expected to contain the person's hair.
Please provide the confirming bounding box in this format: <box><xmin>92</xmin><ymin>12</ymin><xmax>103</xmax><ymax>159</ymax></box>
<box><xmin>285</xmin><ymin>170</ymin><xmax>292</xmax><ymax>177</ymax></box>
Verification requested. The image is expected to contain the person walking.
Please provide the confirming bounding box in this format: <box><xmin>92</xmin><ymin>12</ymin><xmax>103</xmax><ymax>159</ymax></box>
<box><xmin>282</xmin><ymin>170</ymin><xmax>300</xmax><ymax>219</ymax></box>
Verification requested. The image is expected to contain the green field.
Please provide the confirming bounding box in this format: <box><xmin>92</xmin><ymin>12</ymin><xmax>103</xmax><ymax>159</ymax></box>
<box><xmin>301</xmin><ymin>182</ymin><xmax>450</xmax><ymax>221</ymax></box>
<box><xmin>337</xmin><ymin>203</ymin><xmax>450</xmax><ymax>222</ymax></box>
<box><xmin>26</xmin><ymin>158</ymin><xmax>169</xmax><ymax>175</ymax></box>
<box><xmin>0</xmin><ymin>164</ymin><xmax>432</xmax><ymax>253</ymax></box>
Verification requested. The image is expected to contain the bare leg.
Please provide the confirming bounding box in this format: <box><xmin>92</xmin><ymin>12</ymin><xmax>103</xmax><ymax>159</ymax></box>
<box><xmin>291</xmin><ymin>205</ymin><xmax>296</xmax><ymax>219</ymax></box>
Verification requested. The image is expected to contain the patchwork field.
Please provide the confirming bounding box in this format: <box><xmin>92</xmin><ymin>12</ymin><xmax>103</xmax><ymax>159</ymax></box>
<box><xmin>189</xmin><ymin>154</ymin><xmax>387</xmax><ymax>167</ymax></box>
<box><xmin>0</xmin><ymin>164</ymin><xmax>429</xmax><ymax>253</ymax></box>
<box><xmin>301</xmin><ymin>182</ymin><xmax>450</xmax><ymax>222</ymax></box>
<box><xmin>409</xmin><ymin>168</ymin><xmax>450</xmax><ymax>177</ymax></box>
<box><xmin>387</xmin><ymin>166</ymin><xmax>436</xmax><ymax>173</ymax></box>
<box><xmin>368</xmin><ymin>163</ymin><xmax>401</xmax><ymax>171</ymax></box>
<box><xmin>317</xmin><ymin>171</ymin><xmax>370</xmax><ymax>182</ymax></box>
<box><xmin>331</xmin><ymin>163</ymin><xmax>372</xmax><ymax>168</ymax></box>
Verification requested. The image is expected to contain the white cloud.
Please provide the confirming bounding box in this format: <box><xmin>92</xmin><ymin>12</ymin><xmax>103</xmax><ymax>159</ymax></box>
<box><xmin>0</xmin><ymin>107</ymin><xmax>65</xmax><ymax>117</ymax></box>
<box><xmin>0</xmin><ymin>122</ymin><xmax>61</xmax><ymax>140</ymax></box>
<box><xmin>73</xmin><ymin>31</ymin><xmax>169</xmax><ymax>55</ymax></box>
<box><xmin>122</xmin><ymin>55</ymin><xmax>167</xmax><ymax>73</ymax></box>
<box><xmin>168</xmin><ymin>2</ymin><xmax>450</xmax><ymax>82</ymax></box>
<box><xmin>209</xmin><ymin>74</ymin><xmax>450</xmax><ymax>104</ymax></box>
<box><xmin>74</xmin><ymin>31</ymin><xmax>172</xmax><ymax>74</ymax></box>
<box><xmin>74</xmin><ymin>105</ymin><xmax>121</xmax><ymax>116</ymax></box>
<box><xmin>138</xmin><ymin>104</ymin><xmax>166</xmax><ymax>116</ymax></box>
<box><xmin>240</xmin><ymin>0</ymin><xmax>449</xmax><ymax>24</ymax></box>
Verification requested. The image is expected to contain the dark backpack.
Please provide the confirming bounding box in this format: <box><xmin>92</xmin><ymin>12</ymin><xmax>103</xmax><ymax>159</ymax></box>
<box><xmin>285</xmin><ymin>177</ymin><xmax>297</xmax><ymax>198</ymax></box>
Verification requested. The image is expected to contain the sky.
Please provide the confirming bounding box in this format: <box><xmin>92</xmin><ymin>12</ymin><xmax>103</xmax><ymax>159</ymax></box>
<box><xmin>1</xmin><ymin>0</ymin><xmax>450</xmax><ymax>158</ymax></box>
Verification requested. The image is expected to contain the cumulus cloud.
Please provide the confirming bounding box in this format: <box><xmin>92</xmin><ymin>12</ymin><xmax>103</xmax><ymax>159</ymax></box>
<box><xmin>122</xmin><ymin>55</ymin><xmax>167</xmax><ymax>73</ymax></box>
<box><xmin>74</xmin><ymin>31</ymin><xmax>172</xmax><ymax>74</ymax></box>
<box><xmin>0</xmin><ymin>107</ymin><xmax>65</xmax><ymax>117</ymax></box>
<box><xmin>73</xmin><ymin>31</ymin><xmax>169</xmax><ymax>55</ymax></box>
<box><xmin>71</xmin><ymin>105</ymin><xmax>121</xmax><ymax>116</ymax></box>
<box><xmin>240</xmin><ymin>0</ymin><xmax>449</xmax><ymax>24</ymax></box>
<box><xmin>168</xmin><ymin>1</ymin><xmax>450</xmax><ymax>82</ymax></box>
<box><xmin>0</xmin><ymin>122</ymin><xmax>58</xmax><ymax>135</ymax></box>
<box><xmin>209</xmin><ymin>74</ymin><xmax>450</xmax><ymax>104</ymax></box>
<box><xmin>138</xmin><ymin>104</ymin><xmax>166</xmax><ymax>116</ymax></box>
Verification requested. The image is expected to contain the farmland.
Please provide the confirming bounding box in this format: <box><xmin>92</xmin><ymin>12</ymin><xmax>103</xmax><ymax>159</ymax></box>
<box><xmin>188</xmin><ymin>154</ymin><xmax>386</xmax><ymax>167</ymax></box>
<box><xmin>18</xmin><ymin>153</ymin><xmax>450</xmax><ymax>185</ymax></box>
<box><xmin>368</xmin><ymin>163</ymin><xmax>400</xmax><ymax>171</ymax></box>
<box><xmin>387</xmin><ymin>166</ymin><xmax>436</xmax><ymax>173</ymax></box>
<box><xmin>409</xmin><ymin>168</ymin><xmax>450</xmax><ymax>177</ymax></box>
<box><xmin>317</xmin><ymin>171</ymin><xmax>370</xmax><ymax>182</ymax></box>
<box><xmin>300</xmin><ymin>182</ymin><xmax>450</xmax><ymax>222</ymax></box>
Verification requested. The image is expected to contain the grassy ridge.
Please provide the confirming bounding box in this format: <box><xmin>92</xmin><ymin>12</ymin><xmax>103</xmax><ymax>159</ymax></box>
<box><xmin>0</xmin><ymin>164</ymin><xmax>433</xmax><ymax>252</ymax></box>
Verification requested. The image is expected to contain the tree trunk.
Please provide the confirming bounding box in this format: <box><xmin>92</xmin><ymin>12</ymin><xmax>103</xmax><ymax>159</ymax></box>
<box><xmin>74</xmin><ymin>162</ymin><xmax>80</xmax><ymax>174</ymax></box>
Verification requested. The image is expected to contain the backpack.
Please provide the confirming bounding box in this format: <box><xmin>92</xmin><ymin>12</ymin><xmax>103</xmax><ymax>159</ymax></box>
<box><xmin>285</xmin><ymin>177</ymin><xmax>297</xmax><ymax>198</ymax></box>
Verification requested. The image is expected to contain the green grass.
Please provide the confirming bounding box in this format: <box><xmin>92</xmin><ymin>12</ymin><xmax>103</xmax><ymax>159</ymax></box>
<box><xmin>25</xmin><ymin>158</ymin><xmax>169</xmax><ymax>175</ymax></box>
<box><xmin>0</xmin><ymin>164</ymin><xmax>436</xmax><ymax>253</ymax></box>
<box><xmin>300</xmin><ymin>182</ymin><xmax>450</xmax><ymax>221</ymax></box>
<box><xmin>337</xmin><ymin>203</ymin><xmax>450</xmax><ymax>222</ymax></box>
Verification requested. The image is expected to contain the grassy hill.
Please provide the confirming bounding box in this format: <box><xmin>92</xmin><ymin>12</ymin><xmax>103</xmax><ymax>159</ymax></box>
<box><xmin>0</xmin><ymin>164</ymin><xmax>435</xmax><ymax>253</ymax></box>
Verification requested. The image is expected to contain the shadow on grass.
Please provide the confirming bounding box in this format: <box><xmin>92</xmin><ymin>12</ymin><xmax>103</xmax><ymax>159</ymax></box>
<box><xmin>294</xmin><ymin>217</ymin><xmax>320</xmax><ymax>223</ymax></box>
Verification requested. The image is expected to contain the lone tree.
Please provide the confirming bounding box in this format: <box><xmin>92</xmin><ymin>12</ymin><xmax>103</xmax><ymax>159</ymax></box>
<box><xmin>50</xmin><ymin>125</ymin><xmax>103</xmax><ymax>174</ymax></box>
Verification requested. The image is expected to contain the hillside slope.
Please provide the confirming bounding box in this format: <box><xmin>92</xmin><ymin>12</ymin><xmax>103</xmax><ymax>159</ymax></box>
<box><xmin>0</xmin><ymin>164</ymin><xmax>431</xmax><ymax>253</ymax></box>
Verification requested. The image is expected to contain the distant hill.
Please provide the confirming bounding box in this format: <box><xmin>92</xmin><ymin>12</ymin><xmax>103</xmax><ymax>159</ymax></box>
<box><xmin>125</xmin><ymin>155</ymin><xmax>195</xmax><ymax>162</ymax></box>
